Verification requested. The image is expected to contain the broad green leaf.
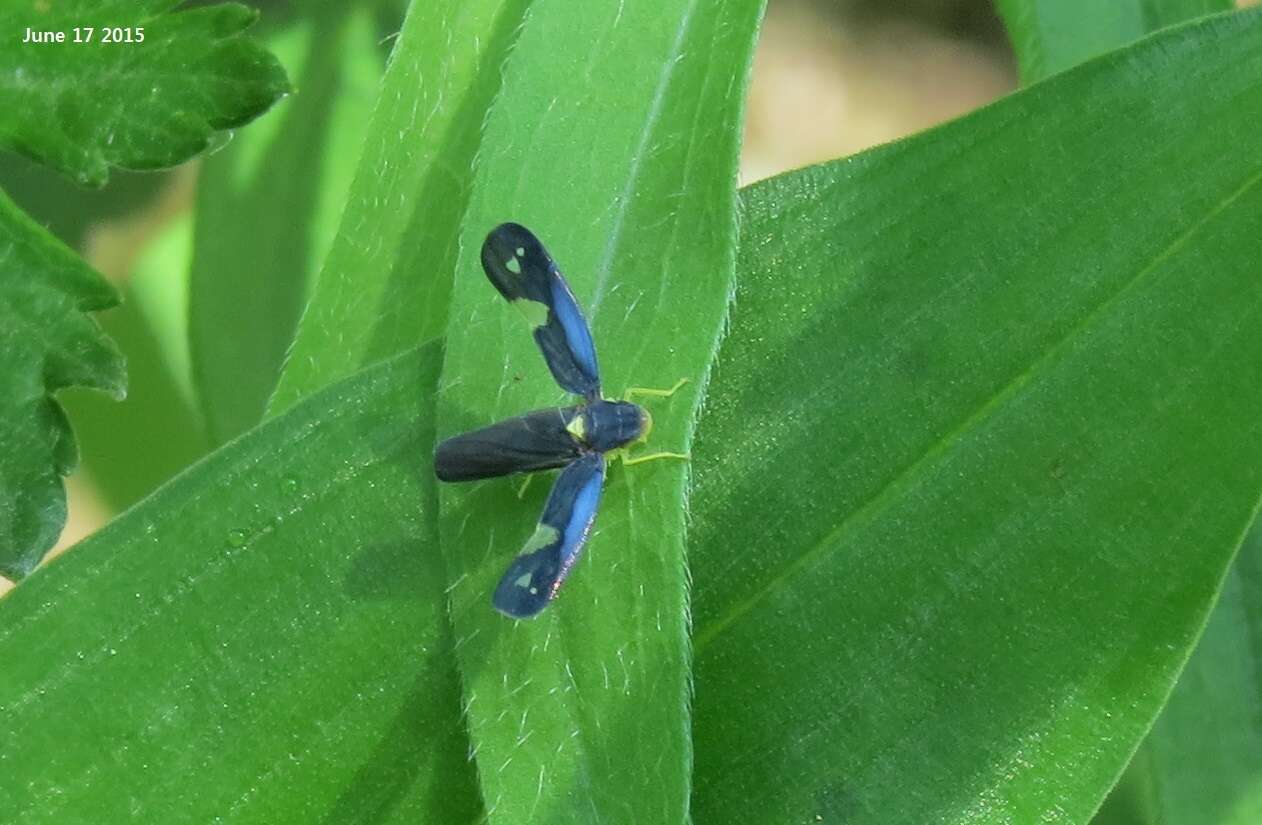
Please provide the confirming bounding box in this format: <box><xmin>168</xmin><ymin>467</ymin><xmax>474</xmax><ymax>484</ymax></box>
<box><xmin>436</xmin><ymin>1</ymin><xmax>764</xmax><ymax>822</ymax></box>
<box><xmin>61</xmin><ymin>216</ymin><xmax>208</xmax><ymax>511</ymax></box>
<box><xmin>1093</xmin><ymin>518</ymin><xmax>1262</xmax><ymax>825</ymax></box>
<box><xmin>0</xmin><ymin>344</ymin><xmax>482</xmax><ymax>824</ymax></box>
<box><xmin>0</xmin><ymin>1</ymin><xmax>290</xmax><ymax>186</ymax></box>
<box><xmin>0</xmin><ymin>188</ymin><xmax>124</xmax><ymax>580</ymax></box>
<box><xmin>996</xmin><ymin>0</ymin><xmax>1232</xmax><ymax>83</ymax></box>
<box><xmin>190</xmin><ymin>7</ymin><xmax>382</xmax><ymax>444</ymax></box>
<box><xmin>268</xmin><ymin>0</ymin><xmax>526</xmax><ymax>417</ymax></box>
<box><xmin>689</xmin><ymin>10</ymin><xmax>1262</xmax><ymax>825</ymax></box>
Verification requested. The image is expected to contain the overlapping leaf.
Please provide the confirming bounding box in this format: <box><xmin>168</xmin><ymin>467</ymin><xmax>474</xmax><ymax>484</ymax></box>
<box><xmin>0</xmin><ymin>345</ymin><xmax>482</xmax><ymax>823</ymax></box>
<box><xmin>1093</xmin><ymin>517</ymin><xmax>1262</xmax><ymax>825</ymax></box>
<box><xmin>689</xmin><ymin>10</ymin><xmax>1262</xmax><ymax>824</ymax></box>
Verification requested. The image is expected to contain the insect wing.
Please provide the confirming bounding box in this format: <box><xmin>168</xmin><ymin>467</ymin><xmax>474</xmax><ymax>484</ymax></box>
<box><xmin>435</xmin><ymin>406</ymin><xmax>584</xmax><ymax>482</ymax></box>
<box><xmin>481</xmin><ymin>223</ymin><xmax>601</xmax><ymax>399</ymax></box>
<box><xmin>493</xmin><ymin>453</ymin><xmax>606</xmax><ymax>618</ymax></box>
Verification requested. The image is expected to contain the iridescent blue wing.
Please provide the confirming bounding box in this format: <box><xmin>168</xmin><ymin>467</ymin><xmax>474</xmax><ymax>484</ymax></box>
<box><xmin>493</xmin><ymin>453</ymin><xmax>606</xmax><ymax>618</ymax></box>
<box><xmin>434</xmin><ymin>406</ymin><xmax>584</xmax><ymax>482</ymax></box>
<box><xmin>481</xmin><ymin>223</ymin><xmax>601</xmax><ymax>400</ymax></box>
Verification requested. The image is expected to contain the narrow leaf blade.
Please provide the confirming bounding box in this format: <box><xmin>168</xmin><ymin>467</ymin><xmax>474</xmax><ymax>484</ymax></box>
<box><xmin>436</xmin><ymin>1</ymin><xmax>765</xmax><ymax>821</ymax></box>
<box><xmin>268</xmin><ymin>0</ymin><xmax>527</xmax><ymax>416</ymax></box>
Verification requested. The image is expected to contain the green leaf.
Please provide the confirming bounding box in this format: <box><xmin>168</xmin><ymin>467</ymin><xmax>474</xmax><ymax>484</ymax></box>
<box><xmin>0</xmin><ymin>1</ymin><xmax>289</xmax><ymax>186</ymax></box>
<box><xmin>435</xmin><ymin>1</ymin><xmax>764</xmax><ymax>822</ymax></box>
<box><xmin>268</xmin><ymin>0</ymin><xmax>527</xmax><ymax>417</ymax></box>
<box><xmin>688</xmin><ymin>10</ymin><xmax>1262</xmax><ymax>825</ymax></box>
<box><xmin>189</xmin><ymin>7</ymin><xmax>382</xmax><ymax>444</ymax></box>
<box><xmin>1093</xmin><ymin>518</ymin><xmax>1262</xmax><ymax>825</ymax></box>
<box><xmin>0</xmin><ymin>188</ymin><xmax>124</xmax><ymax>580</ymax></box>
<box><xmin>61</xmin><ymin>215</ymin><xmax>208</xmax><ymax>511</ymax></box>
<box><xmin>995</xmin><ymin>0</ymin><xmax>1232</xmax><ymax>83</ymax></box>
<box><xmin>0</xmin><ymin>344</ymin><xmax>482</xmax><ymax>824</ymax></box>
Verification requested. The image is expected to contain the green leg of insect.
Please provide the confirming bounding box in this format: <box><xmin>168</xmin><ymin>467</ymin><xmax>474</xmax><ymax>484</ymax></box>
<box><xmin>622</xmin><ymin>377</ymin><xmax>689</xmax><ymax>401</ymax></box>
<box><xmin>516</xmin><ymin>475</ymin><xmax>534</xmax><ymax>499</ymax></box>
<box><xmin>618</xmin><ymin>449</ymin><xmax>690</xmax><ymax>467</ymax></box>
<box><xmin>617</xmin><ymin>377</ymin><xmax>691</xmax><ymax>466</ymax></box>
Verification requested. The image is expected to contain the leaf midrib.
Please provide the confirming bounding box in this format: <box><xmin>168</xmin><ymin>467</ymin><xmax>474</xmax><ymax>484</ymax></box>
<box><xmin>588</xmin><ymin>0</ymin><xmax>698</xmax><ymax>317</ymax></box>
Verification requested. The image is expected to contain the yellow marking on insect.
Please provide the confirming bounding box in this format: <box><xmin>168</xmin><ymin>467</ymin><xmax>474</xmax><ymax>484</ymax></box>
<box><xmin>521</xmin><ymin>524</ymin><xmax>559</xmax><ymax>553</ymax></box>
<box><xmin>514</xmin><ymin>572</ymin><xmax>532</xmax><ymax>589</ymax></box>
<box><xmin>566</xmin><ymin>414</ymin><xmax>586</xmax><ymax>441</ymax></box>
<box><xmin>515</xmin><ymin>246</ymin><xmax>526</xmax><ymax>256</ymax></box>
<box><xmin>512</xmin><ymin>298</ymin><xmax>549</xmax><ymax>328</ymax></box>
<box><xmin>505</xmin><ymin>255</ymin><xmax>522</xmax><ymax>275</ymax></box>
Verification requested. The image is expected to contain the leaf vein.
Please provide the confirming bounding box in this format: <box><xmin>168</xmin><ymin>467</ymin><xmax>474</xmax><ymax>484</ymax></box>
<box><xmin>693</xmin><ymin>164</ymin><xmax>1262</xmax><ymax>653</ymax></box>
